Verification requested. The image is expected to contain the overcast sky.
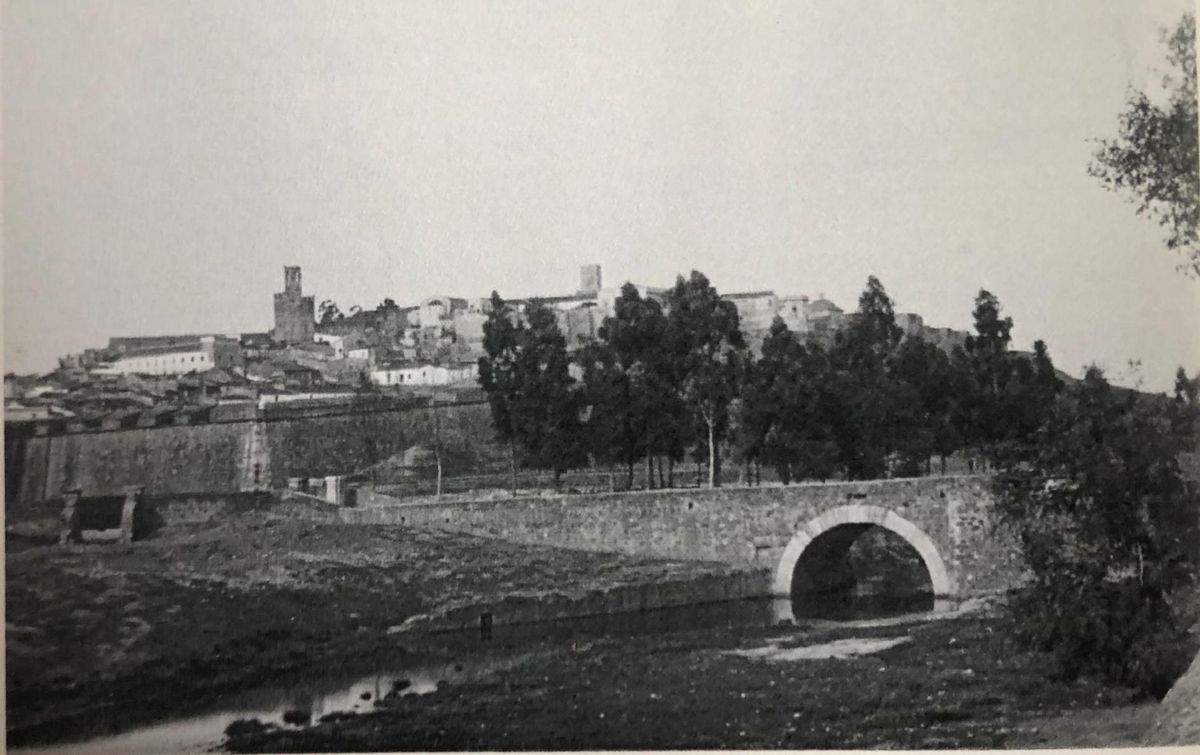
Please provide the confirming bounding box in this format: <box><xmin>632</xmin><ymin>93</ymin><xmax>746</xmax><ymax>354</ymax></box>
<box><xmin>4</xmin><ymin>0</ymin><xmax>1198</xmax><ymax>391</ymax></box>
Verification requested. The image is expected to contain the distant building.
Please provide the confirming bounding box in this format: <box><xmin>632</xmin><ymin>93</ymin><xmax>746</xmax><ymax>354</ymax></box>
<box><xmin>313</xmin><ymin>332</ymin><xmax>346</xmax><ymax>359</ymax></box>
<box><xmin>272</xmin><ymin>266</ymin><xmax>316</xmax><ymax>345</ymax></box>
<box><xmin>896</xmin><ymin>313</ymin><xmax>925</xmax><ymax>338</ymax></box>
<box><xmin>239</xmin><ymin>332</ymin><xmax>274</xmax><ymax>359</ymax></box>
<box><xmin>555</xmin><ymin>304</ymin><xmax>601</xmax><ymax>351</ymax></box>
<box><xmin>723</xmin><ymin>290</ymin><xmax>780</xmax><ymax>352</ymax></box>
<box><xmin>371</xmin><ymin>361</ymin><xmax>478</xmax><ymax>387</ymax></box>
<box><xmin>776</xmin><ymin>295</ymin><xmax>810</xmax><ymax>335</ymax></box>
<box><xmin>107</xmin><ymin>333</ymin><xmax>224</xmax><ymax>355</ymax></box>
<box><xmin>806</xmin><ymin>297</ymin><xmax>847</xmax><ymax>340</ymax></box>
<box><xmin>451</xmin><ymin>310</ymin><xmax>488</xmax><ymax>357</ymax></box>
<box><xmin>578</xmin><ymin>263</ymin><xmax>602</xmax><ymax>295</ymax></box>
<box><xmin>4</xmin><ymin>401</ymin><xmax>74</xmax><ymax>423</ymax></box>
<box><xmin>98</xmin><ymin>336</ymin><xmax>242</xmax><ymax>375</ymax></box>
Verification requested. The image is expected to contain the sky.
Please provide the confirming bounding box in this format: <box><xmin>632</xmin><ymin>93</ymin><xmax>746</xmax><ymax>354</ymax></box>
<box><xmin>4</xmin><ymin>0</ymin><xmax>1198</xmax><ymax>391</ymax></box>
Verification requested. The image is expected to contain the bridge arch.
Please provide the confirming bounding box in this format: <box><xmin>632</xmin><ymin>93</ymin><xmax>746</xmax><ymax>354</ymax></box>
<box><xmin>771</xmin><ymin>504</ymin><xmax>952</xmax><ymax>597</ymax></box>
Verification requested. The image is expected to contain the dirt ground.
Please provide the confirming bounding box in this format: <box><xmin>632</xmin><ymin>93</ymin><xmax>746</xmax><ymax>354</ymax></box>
<box><xmin>5</xmin><ymin>510</ymin><xmax>1176</xmax><ymax>751</ymax></box>
<box><xmin>222</xmin><ymin>611</ymin><xmax>1145</xmax><ymax>751</ymax></box>
<box><xmin>5</xmin><ymin>510</ymin><xmax>745</xmax><ymax>747</ymax></box>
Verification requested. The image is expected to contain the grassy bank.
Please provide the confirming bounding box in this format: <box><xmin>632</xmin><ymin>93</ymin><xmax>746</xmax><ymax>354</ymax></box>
<box><xmin>5</xmin><ymin>514</ymin><xmax>748</xmax><ymax>747</ymax></box>
<box><xmin>6</xmin><ymin>512</ymin><xmax>1171</xmax><ymax>751</ymax></box>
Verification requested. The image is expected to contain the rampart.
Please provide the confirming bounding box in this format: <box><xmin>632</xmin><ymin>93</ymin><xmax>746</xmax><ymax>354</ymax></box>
<box><xmin>4</xmin><ymin>399</ymin><xmax>494</xmax><ymax>504</ymax></box>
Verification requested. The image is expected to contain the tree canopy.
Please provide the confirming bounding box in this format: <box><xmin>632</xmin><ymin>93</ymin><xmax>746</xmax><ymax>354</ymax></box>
<box><xmin>1091</xmin><ymin>13</ymin><xmax>1199</xmax><ymax>276</ymax></box>
<box><xmin>995</xmin><ymin>366</ymin><xmax>1199</xmax><ymax>697</ymax></box>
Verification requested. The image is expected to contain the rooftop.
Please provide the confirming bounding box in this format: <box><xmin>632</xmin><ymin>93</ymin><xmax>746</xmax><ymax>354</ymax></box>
<box><xmin>723</xmin><ymin>291</ymin><xmax>777</xmax><ymax>300</ymax></box>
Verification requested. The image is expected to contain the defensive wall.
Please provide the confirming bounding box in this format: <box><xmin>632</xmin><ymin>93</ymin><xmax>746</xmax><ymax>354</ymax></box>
<box><xmin>348</xmin><ymin>475</ymin><xmax>1027</xmax><ymax>598</ymax></box>
<box><xmin>4</xmin><ymin>398</ymin><xmax>494</xmax><ymax>504</ymax></box>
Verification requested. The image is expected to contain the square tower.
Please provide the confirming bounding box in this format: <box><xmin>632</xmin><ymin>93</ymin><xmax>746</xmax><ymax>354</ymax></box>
<box><xmin>272</xmin><ymin>266</ymin><xmax>315</xmax><ymax>345</ymax></box>
<box><xmin>579</xmin><ymin>264</ymin><xmax>602</xmax><ymax>295</ymax></box>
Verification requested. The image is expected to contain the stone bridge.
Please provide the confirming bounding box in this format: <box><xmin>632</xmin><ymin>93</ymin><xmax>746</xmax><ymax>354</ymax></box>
<box><xmin>347</xmin><ymin>475</ymin><xmax>1026</xmax><ymax>599</ymax></box>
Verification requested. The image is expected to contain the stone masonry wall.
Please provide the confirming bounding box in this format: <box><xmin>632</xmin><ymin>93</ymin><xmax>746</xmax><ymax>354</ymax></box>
<box><xmin>348</xmin><ymin>476</ymin><xmax>1025</xmax><ymax>597</ymax></box>
<box><xmin>41</xmin><ymin>423</ymin><xmax>249</xmax><ymax>499</ymax></box>
<box><xmin>4</xmin><ymin>400</ymin><xmax>493</xmax><ymax>504</ymax></box>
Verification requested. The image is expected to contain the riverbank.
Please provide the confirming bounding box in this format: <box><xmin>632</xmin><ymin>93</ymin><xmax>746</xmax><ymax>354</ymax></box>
<box><xmin>6</xmin><ymin>512</ymin><xmax>1171</xmax><ymax>751</ymax></box>
<box><xmin>223</xmin><ymin>610</ymin><xmax>1144</xmax><ymax>751</ymax></box>
<box><xmin>6</xmin><ymin>512</ymin><xmax>755</xmax><ymax>747</ymax></box>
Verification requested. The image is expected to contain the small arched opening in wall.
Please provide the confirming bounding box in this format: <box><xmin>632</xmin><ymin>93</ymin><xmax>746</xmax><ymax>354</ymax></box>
<box><xmin>772</xmin><ymin>504</ymin><xmax>953</xmax><ymax>619</ymax></box>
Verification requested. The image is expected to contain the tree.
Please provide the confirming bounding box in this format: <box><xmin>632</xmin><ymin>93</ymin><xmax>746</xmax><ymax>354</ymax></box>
<box><xmin>827</xmin><ymin>276</ymin><xmax>904</xmax><ymax>479</ymax></box>
<box><xmin>578</xmin><ymin>339</ymin><xmax>641</xmax><ymax>486</ymax></box>
<box><xmin>665</xmin><ymin>271</ymin><xmax>746</xmax><ymax>488</ymax></box>
<box><xmin>517</xmin><ymin>301</ymin><xmax>588</xmax><ymax>483</ymax></box>
<box><xmin>995</xmin><ymin>339</ymin><xmax>1063</xmax><ymax>464</ymax></box>
<box><xmin>478</xmin><ymin>292</ymin><xmax>523</xmax><ymax>493</ymax></box>
<box><xmin>995</xmin><ymin>366</ymin><xmax>1200</xmax><ymax>698</ymax></box>
<box><xmin>580</xmin><ymin>283</ymin><xmax>682</xmax><ymax>489</ymax></box>
<box><xmin>1090</xmin><ymin>13</ymin><xmax>1199</xmax><ymax>276</ymax></box>
<box><xmin>958</xmin><ymin>289</ymin><xmax>1015</xmax><ymax>462</ymax></box>
<box><xmin>376</xmin><ymin>298</ymin><xmax>400</xmax><ymax>313</ymax></box>
<box><xmin>478</xmin><ymin>293</ymin><xmax>586</xmax><ymax>489</ymax></box>
<box><xmin>416</xmin><ymin>399</ymin><xmax>477</xmax><ymax>499</ymax></box>
<box><xmin>956</xmin><ymin>290</ymin><xmax>1064</xmax><ymax>466</ymax></box>
<box><xmin>889</xmin><ymin>335</ymin><xmax>959</xmax><ymax>476</ymax></box>
<box><xmin>318</xmin><ymin>300</ymin><xmax>343</xmax><ymax>325</ymax></box>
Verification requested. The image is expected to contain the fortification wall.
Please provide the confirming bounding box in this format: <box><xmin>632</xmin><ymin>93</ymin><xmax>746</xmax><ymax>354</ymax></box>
<box><xmin>28</xmin><ymin>423</ymin><xmax>250</xmax><ymax>499</ymax></box>
<box><xmin>4</xmin><ymin>400</ymin><xmax>494</xmax><ymax>504</ymax></box>
<box><xmin>261</xmin><ymin>400</ymin><xmax>493</xmax><ymax>487</ymax></box>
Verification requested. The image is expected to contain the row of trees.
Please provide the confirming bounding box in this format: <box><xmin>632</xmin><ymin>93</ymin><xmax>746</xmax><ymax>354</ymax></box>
<box><xmin>478</xmin><ymin>268</ymin><xmax>1199</xmax><ymax>699</ymax></box>
<box><xmin>478</xmin><ymin>270</ymin><xmax>1064</xmax><ymax>489</ymax></box>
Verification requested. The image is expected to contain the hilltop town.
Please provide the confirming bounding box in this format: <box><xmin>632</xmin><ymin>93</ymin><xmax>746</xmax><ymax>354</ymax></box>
<box><xmin>3</xmin><ymin>265</ymin><xmax>968</xmax><ymax>427</ymax></box>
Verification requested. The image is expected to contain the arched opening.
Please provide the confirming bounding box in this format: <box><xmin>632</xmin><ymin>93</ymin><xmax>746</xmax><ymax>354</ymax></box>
<box><xmin>791</xmin><ymin>523</ymin><xmax>934</xmax><ymax>619</ymax></box>
<box><xmin>773</xmin><ymin>505</ymin><xmax>952</xmax><ymax>620</ymax></box>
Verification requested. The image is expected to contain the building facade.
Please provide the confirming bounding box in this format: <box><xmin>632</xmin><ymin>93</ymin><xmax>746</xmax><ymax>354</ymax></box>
<box><xmin>100</xmin><ymin>336</ymin><xmax>243</xmax><ymax>375</ymax></box>
<box><xmin>371</xmin><ymin>362</ymin><xmax>478</xmax><ymax>387</ymax></box>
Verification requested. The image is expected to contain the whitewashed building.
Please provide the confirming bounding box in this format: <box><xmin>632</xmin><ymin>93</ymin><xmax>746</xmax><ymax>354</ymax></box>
<box><xmin>371</xmin><ymin>362</ymin><xmax>478</xmax><ymax>387</ymax></box>
<box><xmin>96</xmin><ymin>336</ymin><xmax>241</xmax><ymax>376</ymax></box>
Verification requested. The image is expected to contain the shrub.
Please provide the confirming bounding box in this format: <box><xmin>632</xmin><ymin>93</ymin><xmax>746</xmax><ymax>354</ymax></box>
<box><xmin>995</xmin><ymin>367</ymin><xmax>1199</xmax><ymax>698</ymax></box>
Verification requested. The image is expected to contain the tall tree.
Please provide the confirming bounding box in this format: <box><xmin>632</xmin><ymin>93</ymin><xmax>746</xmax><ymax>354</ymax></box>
<box><xmin>515</xmin><ymin>301</ymin><xmax>588</xmax><ymax>483</ymax></box>
<box><xmin>578</xmin><ymin>339</ymin><xmax>641</xmax><ymax>487</ymax></box>
<box><xmin>605</xmin><ymin>284</ymin><xmax>688</xmax><ymax>487</ymax></box>
<box><xmin>889</xmin><ymin>335</ymin><xmax>959</xmax><ymax>476</ymax></box>
<box><xmin>479</xmin><ymin>294</ymin><xmax>587</xmax><ymax>489</ymax></box>
<box><xmin>478</xmin><ymin>292</ymin><xmax>523</xmax><ymax>493</ymax></box>
<box><xmin>958</xmin><ymin>289</ymin><xmax>1015</xmax><ymax>460</ymax></box>
<box><xmin>1090</xmin><ymin>13</ymin><xmax>1199</xmax><ymax>276</ymax></box>
<box><xmin>739</xmin><ymin>317</ymin><xmax>838</xmax><ymax>483</ymax></box>
<box><xmin>828</xmin><ymin>276</ymin><xmax>903</xmax><ymax>479</ymax></box>
<box><xmin>665</xmin><ymin>271</ymin><xmax>746</xmax><ymax>488</ymax></box>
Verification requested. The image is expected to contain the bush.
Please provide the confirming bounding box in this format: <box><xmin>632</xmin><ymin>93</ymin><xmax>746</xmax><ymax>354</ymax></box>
<box><xmin>996</xmin><ymin>367</ymin><xmax>1199</xmax><ymax>698</ymax></box>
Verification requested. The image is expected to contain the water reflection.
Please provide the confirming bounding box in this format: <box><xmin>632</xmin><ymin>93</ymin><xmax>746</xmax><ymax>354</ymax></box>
<box><xmin>11</xmin><ymin>657</ymin><xmax>475</xmax><ymax>755</ymax></box>
<box><xmin>789</xmin><ymin>590</ymin><xmax>937</xmax><ymax>621</ymax></box>
<box><xmin>13</xmin><ymin>592</ymin><xmax>944</xmax><ymax>754</ymax></box>
<box><xmin>415</xmin><ymin>598</ymin><xmax>787</xmax><ymax>654</ymax></box>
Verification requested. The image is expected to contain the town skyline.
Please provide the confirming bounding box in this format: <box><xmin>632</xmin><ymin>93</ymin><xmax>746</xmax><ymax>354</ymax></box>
<box><xmin>5</xmin><ymin>0</ymin><xmax>1199</xmax><ymax>391</ymax></box>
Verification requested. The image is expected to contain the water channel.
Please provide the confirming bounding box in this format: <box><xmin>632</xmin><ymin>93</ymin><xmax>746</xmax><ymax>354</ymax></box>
<box><xmin>13</xmin><ymin>591</ymin><xmax>942</xmax><ymax>755</ymax></box>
